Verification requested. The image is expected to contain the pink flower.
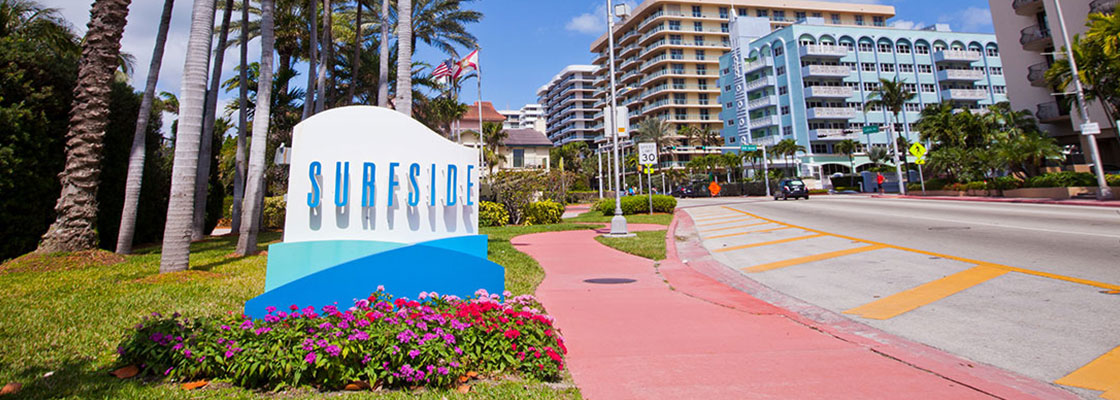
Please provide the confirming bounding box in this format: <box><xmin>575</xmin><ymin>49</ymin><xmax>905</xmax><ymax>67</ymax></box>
<box><xmin>305</xmin><ymin>352</ymin><xmax>317</xmax><ymax>364</ymax></box>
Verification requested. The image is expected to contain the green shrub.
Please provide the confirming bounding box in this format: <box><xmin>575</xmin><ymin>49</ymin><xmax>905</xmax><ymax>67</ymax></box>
<box><xmin>907</xmin><ymin>183</ymin><xmax>922</xmax><ymax>192</ymax></box>
<box><xmin>523</xmin><ymin>200</ymin><xmax>563</xmax><ymax>225</ymax></box>
<box><xmin>923</xmin><ymin>178</ymin><xmax>951</xmax><ymax>191</ymax></box>
<box><xmin>808</xmin><ymin>189</ymin><xmax>828</xmax><ymax>195</ymax></box>
<box><xmin>262</xmin><ymin>196</ymin><xmax>286</xmax><ymax>229</ymax></box>
<box><xmin>964</xmin><ymin>181</ymin><xmax>987</xmax><ymax>191</ymax></box>
<box><xmin>1108</xmin><ymin>174</ymin><xmax>1120</xmax><ymax>186</ymax></box>
<box><xmin>1025</xmin><ymin>171</ymin><xmax>1096</xmax><ymax>188</ymax></box>
<box><xmin>990</xmin><ymin>176</ymin><xmax>1022</xmax><ymax>190</ymax></box>
<box><xmin>593</xmin><ymin>195</ymin><xmax>675</xmax><ymax>215</ymax></box>
<box><xmin>479</xmin><ymin>201</ymin><xmax>509</xmax><ymax>227</ymax></box>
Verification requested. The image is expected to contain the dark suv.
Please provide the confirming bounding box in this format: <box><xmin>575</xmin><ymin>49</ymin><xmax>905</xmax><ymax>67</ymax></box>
<box><xmin>775</xmin><ymin>178</ymin><xmax>809</xmax><ymax>200</ymax></box>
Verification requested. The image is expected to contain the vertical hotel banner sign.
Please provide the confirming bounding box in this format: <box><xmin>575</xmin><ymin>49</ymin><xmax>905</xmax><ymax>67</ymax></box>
<box><xmin>243</xmin><ymin>106</ymin><xmax>503</xmax><ymax>318</ymax></box>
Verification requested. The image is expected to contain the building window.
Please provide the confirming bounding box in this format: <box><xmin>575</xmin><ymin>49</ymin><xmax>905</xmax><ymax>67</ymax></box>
<box><xmin>873</xmin><ymin>16</ymin><xmax>885</xmax><ymax>26</ymax></box>
<box><xmin>918</xmin><ymin>64</ymin><xmax>932</xmax><ymax>73</ymax></box>
<box><xmin>675</xmin><ymin>109</ymin><xmax>687</xmax><ymax>120</ymax></box>
<box><xmin>863</xmin><ymin>82</ymin><xmax>880</xmax><ymax>91</ymax></box>
<box><xmin>721</xmin><ymin>22</ymin><xmax>729</xmax><ymax>33</ymax></box>
<box><xmin>672</xmin><ymin>63</ymin><xmax>685</xmax><ymax>74</ymax></box>
<box><xmin>773</xmin><ymin>46</ymin><xmax>784</xmax><ymax>56</ymax></box>
<box><xmin>986</xmin><ymin>47</ymin><xmax>999</xmax><ymax>57</ymax></box>
<box><xmin>811</xmin><ymin>144</ymin><xmax>829</xmax><ymax>153</ymax></box>
<box><xmin>905</xmin><ymin>103</ymin><xmax>921</xmax><ymax>112</ymax></box>
<box><xmin>812</xmin><ymin>12</ymin><xmax>822</xmax><ymax>18</ymax></box>
<box><xmin>858</xmin><ymin>42</ymin><xmax>874</xmax><ymax>52</ymax></box>
<box><xmin>921</xmin><ymin>83</ymin><xmax>936</xmax><ymax>92</ymax></box>
<box><xmin>695</xmin><ymin>49</ymin><xmax>705</xmax><ymax>60</ymax></box>
<box><xmin>854</xmin><ymin>15</ymin><xmax>864</xmax><ymax>25</ymax></box>
<box><xmin>989</xmin><ymin>66</ymin><xmax>1003</xmax><ymax>75</ymax></box>
<box><xmin>779</xmin><ymin>86</ymin><xmax>788</xmax><ymax>95</ymax></box>
<box><xmin>842</xmin><ymin>61</ymin><xmax>857</xmax><ymax>71</ymax></box>
<box><xmin>719</xmin><ymin>7</ymin><xmax>729</xmax><ymax>19</ymax></box>
<box><xmin>781</xmin><ymin>106</ymin><xmax>790</xmax><ymax>115</ymax></box>
<box><xmin>795</xmin><ymin>11</ymin><xmax>806</xmax><ymax>20</ymax></box>
<box><xmin>697</xmin><ymin>65</ymin><xmax>708</xmax><ymax>75</ymax></box>
<box><xmin>915</xmin><ymin>45</ymin><xmax>930</xmax><ymax>55</ymax></box>
<box><xmin>776</xmin><ymin>66</ymin><xmax>786</xmax><ymax>75</ymax></box>
<box><xmin>700</xmin><ymin>109</ymin><xmax>711</xmax><ymax>120</ymax></box>
<box><xmin>903</xmin><ymin>83</ymin><xmax>916</xmax><ymax>92</ymax></box>
<box><xmin>670</xmin><ymin>34</ymin><xmax>683</xmax><ymax>44</ymax></box>
<box><xmin>840</xmin><ymin>42</ymin><xmax>855</xmax><ymax>51</ymax></box>
<box><xmin>831</xmin><ymin>13</ymin><xmax>841</xmax><ymax>24</ymax></box>
<box><xmin>673</xmin><ymin>93</ymin><xmax>687</xmax><ymax>104</ymax></box>
<box><xmin>673</xmin><ymin>78</ymin><xmax>685</xmax><ymax>89</ymax></box>
<box><xmin>861</xmin><ymin>62</ymin><xmax>876</xmax><ymax>72</ymax></box>
<box><xmin>513</xmin><ymin>149</ymin><xmax>525</xmax><ymax>168</ymax></box>
<box><xmin>698</xmin><ymin>93</ymin><xmax>710</xmax><ymax>104</ymax></box>
<box><xmin>880</xmin><ymin>63</ymin><xmax>895</xmax><ymax>72</ymax></box>
<box><xmin>738</xmin><ymin>8</ymin><xmax>748</xmax><ymax>16</ymax></box>
<box><xmin>671</xmin><ymin>49</ymin><xmax>684</xmax><ymax>60</ymax></box>
<box><xmin>670</xmin><ymin>20</ymin><xmax>681</xmax><ymax>30</ymax></box>
<box><xmin>878</xmin><ymin>43</ymin><xmax>893</xmax><ymax>53</ymax></box>
<box><xmin>773</xmin><ymin>10</ymin><xmax>785</xmax><ymax>21</ymax></box>
<box><xmin>698</xmin><ymin>79</ymin><xmax>709</xmax><ymax>89</ymax></box>
<box><xmin>993</xmin><ymin>85</ymin><xmax>1007</xmax><ymax>94</ymax></box>
<box><xmin>692</xmin><ymin>5</ymin><xmax>702</xmax><ymax>17</ymax></box>
<box><xmin>899</xmin><ymin>64</ymin><xmax>914</xmax><ymax>73</ymax></box>
<box><xmin>757</xmin><ymin>9</ymin><xmax>768</xmax><ymax>17</ymax></box>
<box><xmin>897</xmin><ymin>45</ymin><xmax>911</xmax><ymax>54</ymax></box>
<box><xmin>783</xmin><ymin>126</ymin><xmax>793</xmax><ymax>136</ymax></box>
<box><xmin>693</xmin><ymin>35</ymin><xmax>704</xmax><ymax>46</ymax></box>
<box><xmin>694</xmin><ymin>21</ymin><xmax>703</xmax><ymax>32</ymax></box>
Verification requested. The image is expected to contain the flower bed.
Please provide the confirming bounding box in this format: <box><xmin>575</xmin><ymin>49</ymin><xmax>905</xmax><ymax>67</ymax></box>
<box><xmin>115</xmin><ymin>289</ymin><xmax>566</xmax><ymax>390</ymax></box>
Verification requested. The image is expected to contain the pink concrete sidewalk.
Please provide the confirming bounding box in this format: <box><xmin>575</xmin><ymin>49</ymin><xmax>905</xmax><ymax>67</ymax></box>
<box><xmin>514</xmin><ymin>222</ymin><xmax>1072</xmax><ymax>399</ymax></box>
<box><xmin>875</xmin><ymin>194</ymin><xmax>1120</xmax><ymax>208</ymax></box>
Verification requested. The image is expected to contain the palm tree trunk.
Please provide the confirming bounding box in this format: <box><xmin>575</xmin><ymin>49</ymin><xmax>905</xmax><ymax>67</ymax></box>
<box><xmin>159</xmin><ymin>0</ymin><xmax>216</xmax><ymax>273</ymax></box>
<box><xmin>315</xmin><ymin>0</ymin><xmax>331</xmax><ymax>112</ymax></box>
<box><xmin>348</xmin><ymin>0</ymin><xmax>361</xmax><ymax>104</ymax></box>
<box><xmin>116</xmin><ymin>0</ymin><xmax>173</xmax><ymax>254</ymax></box>
<box><xmin>237</xmin><ymin>0</ymin><xmax>276</xmax><ymax>256</ymax></box>
<box><xmin>39</xmin><ymin>0</ymin><xmax>132</xmax><ymax>253</ymax></box>
<box><xmin>395</xmin><ymin>0</ymin><xmax>412</xmax><ymax>116</ymax></box>
<box><xmin>192</xmin><ymin>0</ymin><xmax>235</xmax><ymax>241</ymax></box>
<box><xmin>302</xmin><ymin>0</ymin><xmax>317</xmax><ymax>119</ymax></box>
<box><xmin>377</xmin><ymin>0</ymin><xmax>389</xmax><ymax>107</ymax></box>
<box><xmin>230</xmin><ymin>0</ymin><xmax>249</xmax><ymax>234</ymax></box>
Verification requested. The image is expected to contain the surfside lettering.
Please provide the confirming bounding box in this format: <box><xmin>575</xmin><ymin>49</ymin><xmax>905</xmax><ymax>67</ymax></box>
<box><xmin>306</xmin><ymin>161</ymin><xmax>475</xmax><ymax>211</ymax></box>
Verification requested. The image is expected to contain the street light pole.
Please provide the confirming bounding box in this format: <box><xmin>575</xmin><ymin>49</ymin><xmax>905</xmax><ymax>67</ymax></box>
<box><xmin>606</xmin><ymin>0</ymin><xmax>629</xmax><ymax>235</ymax></box>
<box><xmin>1053</xmin><ymin>0</ymin><xmax>1113</xmax><ymax>200</ymax></box>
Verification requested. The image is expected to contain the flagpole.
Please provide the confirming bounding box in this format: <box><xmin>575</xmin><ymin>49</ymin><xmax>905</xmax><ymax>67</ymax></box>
<box><xmin>477</xmin><ymin>49</ymin><xmax>484</xmax><ymax>172</ymax></box>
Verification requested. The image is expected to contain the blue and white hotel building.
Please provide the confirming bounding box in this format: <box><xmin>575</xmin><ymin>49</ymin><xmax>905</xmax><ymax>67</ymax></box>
<box><xmin>718</xmin><ymin>17</ymin><xmax>1007</xmax><ymax>178</ymax></box>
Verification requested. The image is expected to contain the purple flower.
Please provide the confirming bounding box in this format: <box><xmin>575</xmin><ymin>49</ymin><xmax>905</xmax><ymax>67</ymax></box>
<box><xmin>172</xmin><ymin>343</ymin><xmax>183</xmax><ymax>351</ymax></box>
<box><xmin>408</xmin><ymin>349</ymin><xmax>421</xmax><ymax>359</ymax></box>
<box><xmin>396</xmin><ymin>329</ymin><xmax>416</xmax><ymax>343</ymax></box>
<box><xmin>362</xmin><ymin>354</ymin><xmax>372</xmax><ymax>364</ymax></box>
<box><xmin>265</xmin><ymin>306</ymin><xmax>276</xmax><ymax>314</ymax></box>
<box><xmin>305</xmin><ymin>352</ymin><xmax>317</xmax><ymax>364</ymax></box>
<box><xmin>277</xmin><ymin>311</ymin><xmax>288</xmax><ymax>318</ymax></box>
<box><xmin>325</xmin><ymin>345</ymin><xmax>341</xmax><ymax>357</ymax></box>
<box><xmin>454</xmin><ymin>346</ymin><xmax>462</xmax><ymax>355</ymax></box>
<box><xmin>376</xmin><ymin>285</ymin><xmax>385</xmax><ymax>292</ymax></box>
<box><xmin>438</xmin><ymin>366</ymin><xmax>449</xmax><ymax>375</ymax></box>
<box><xmin>220</xmin><ymin>325</ymin><xmax>230</xmax><ymax>331</ymax></box>
<box><xmin>419</xmin><ymin>291</ymin><xmax>429</xmax><ymax>300</ymax></box>
<box><xmin>184</xmin><ymin>349</ymin><xmax>192</xmax><ymax>358</ymax></box>
<box><xmin>224</xmin><ymin>350</ymin><xmax>235</xmax><ymax>359</ymax></box>
<box><xmin>198</xmin><ymin>356</ymin><xmax>206</xmax><ymax>362</ymax></box>
<box><xmin>254</xmin><ymin>326</ymin><xmax>272</xmax><ymax>335</ymax></box>
<box><xmin>240</xmin><ymin>320</ymin><xmax>253</xmax><ymax>330</ymax></box>
<box><xmin>338</xmin><ymin>320</ymin><xmax>350</xmax><ymax>329</ymax></box>
<box><xmin>164</xmin><ymin>367</ymin><xmax>174</xmax><ymax>376</ymax></box>
<box><xmin>264</xmin><ymin>315</ymin><xmax>280</xmax><ymax>323</ymax></box>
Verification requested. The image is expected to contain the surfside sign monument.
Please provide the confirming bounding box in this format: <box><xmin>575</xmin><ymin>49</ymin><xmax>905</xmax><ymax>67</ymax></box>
<box><xmin>243</xmin><ymin>106</ymin><xmax>503</xmax><ymax>318</ymax></box>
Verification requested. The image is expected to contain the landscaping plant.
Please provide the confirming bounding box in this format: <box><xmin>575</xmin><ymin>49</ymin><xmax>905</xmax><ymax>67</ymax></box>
<box><xmin>479</xmin><ymin>201</ymin><xmax>510</xmax><ymax>227</ymax></box>
<box><xmin>523</xmin><ymin>200</ymin><xmax>563</xmax><ymax>225</ymax></box>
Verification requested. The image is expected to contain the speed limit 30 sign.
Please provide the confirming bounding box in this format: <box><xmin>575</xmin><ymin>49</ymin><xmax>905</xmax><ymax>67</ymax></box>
<box><xmin>638</xmin><ymin>142</ymin><xmax>658</xmax><ymax>166</ymax></box>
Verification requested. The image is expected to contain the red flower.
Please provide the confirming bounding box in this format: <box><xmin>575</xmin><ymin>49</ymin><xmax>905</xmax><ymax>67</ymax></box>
<box><xmin>503</xmin><ymin>329</ymin><xmax>521</xmax><ymax>339</ymax></box>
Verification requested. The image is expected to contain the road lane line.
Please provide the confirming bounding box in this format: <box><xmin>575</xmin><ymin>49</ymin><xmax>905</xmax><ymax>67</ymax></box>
<box><xmin>696</xmin><ymin>217</ymin><xmax>756</xmax><ymax>227</ymax></box>
<box><xmin>742</xmin><ymin>244</ymin><xmax>886</xmax><ymax>272</ymax></box>
<box><xmin>692</xmin><ymin>214</ymin><xmax>744</xmax><ymax>222</ymax></box>
<box><xmin>1055</xmin><ymin>346</ymin><xmax>1120</xmax><ymax>398</ymax></box>
<box><xmin>843</xmin><ymin>265</ymin><xmax>1009</xmax><ymax>320</ymax></box>
<box><xmin>707</xmin><ymin>226</ymin><xmax>793</xmax><ymax>239</ymax></box>
<box><xmin>702</xmin><ymin>221</ymin><xmax>773</xmax><ymax>233</ymax></box>
<box><xmin>714</xmin><ymin>234</ymin><xmax>827</xmax><ymax>253</ymax></box>
<box><xmin>720</xmin><ymin>206</ymin><xmax>1120</xmax><ymax>291</ymax></box>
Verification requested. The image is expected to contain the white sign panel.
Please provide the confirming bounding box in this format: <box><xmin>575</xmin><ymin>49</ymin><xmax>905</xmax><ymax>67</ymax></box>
<box><xmin>638</xmin><ymin>142</ymin><xmax>658</xmax><ymax>166</ymax></box>
<box><xmin>284</xmin><ymin>106</ymin><xmax>478</xmax><ymax>244</ymax></box>
<box><xmin>1081</xmin><ymin>122</ymin><xmax>1100</xmax><ymax>136</ymax></box>
<box><xmin>604</xmin><ymin>105</ymin><xmax>630</xmax><ymax>138</ymax></box>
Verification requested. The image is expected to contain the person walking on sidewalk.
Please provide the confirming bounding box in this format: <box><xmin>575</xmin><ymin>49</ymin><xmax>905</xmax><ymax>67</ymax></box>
<box><xmin>877</xmin><ymin>172</ymin><xmax>885</xmax><ymax>194</ymax></box>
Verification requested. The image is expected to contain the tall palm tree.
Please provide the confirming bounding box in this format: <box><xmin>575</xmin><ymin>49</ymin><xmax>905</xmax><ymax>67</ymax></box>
<box><xmin>1</xmin><ymin>0</ymin><xmax>80</xmax><ymax>56</ymax></box>
<box><xmin>37</xmin><ymin>0</ymin><xmax>132</xmax><ymax>253</ymax></box>
<box><xmin>721</xmin><ymin>152</ymin><xmax>741</xmax><ymax>182</ymax></box>
<box><xmin>314</xmin><ymin>0</ymin><xmax>331</xmax><ymax>112</ymax></box>
<box><xmin>347</xmin><ymin>0</ymin><xmax>362</xmax><ymax>103</ymax></box>
<box><xmin>231</xmin><ymin>0</ymin><xmax>250</xmax><ymax>233</ymax></box>
<box><xmin>865</xmin><ymin>77</ymin><xmax>915</xmax><ymax>194</ymax></box>
<box><xmin>634</xmin><ymin>117</ymin><xmax>674</xmax><ymax>164</ymax></box>
<box><xmin>237</xmin><ymin>0</ymin><xmax>276</xmax><ymax>256</ymax></box>
<box><xmin>192</xmin><ymin>0</ymin><xmax>236</xmax><ymax>241</ymax></box>
<box><xmin>395</xmin><ymin>0</ymin><xmax>412</xmax><ymax>116</ymax></box>
<box><xmin>834</xmin><ymin>139</ymin><xmax>858</xmax><ymax>175</ymax></box>
<box><xmin>302</xmin><ymin>0</ymin><xmax>317</xmax><ymax>118</ymax></box>
<box><xmin>409</xmin><ymin>0</ymin><xmax>481</xmax><ymax>57</ymax></box>
<box><xmin>159</xmin><ymin>0</ymin><xmax>215</xmax><ymax>272</ymax></box>
<box><xmin>116</xmin><ymin>0</ymin><xmax>173</xmax><ymax>254</ymax></box>
<box><xmin>377</xmin><ymin>0</ymin><xmax>389</xmax><ymax>106</ymax></box>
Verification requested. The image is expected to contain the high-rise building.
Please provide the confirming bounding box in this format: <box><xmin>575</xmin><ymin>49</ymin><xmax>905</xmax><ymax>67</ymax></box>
<box><xmin>589</xmin><ymin>0</ymin><xmax>894</xmax><ymax>167</ymax></box>
<box><xmin>500</xmin><ymin>104</ymin><xmax>546</xmax><ymax>132</ymax></box>
<box><xmin>537</xmin><ymin>65</ymin><xmax>599</xmax><ymax>146</ymax></box>
<box><xmin>719</xmin><ymin>18</ymin><xmax>1006</xmax><ymax>181</ymax></box>
<box><xmin>989</xmin><ymin>0</ymin><xmax>1118</xmax><ymax>164</ymax></box>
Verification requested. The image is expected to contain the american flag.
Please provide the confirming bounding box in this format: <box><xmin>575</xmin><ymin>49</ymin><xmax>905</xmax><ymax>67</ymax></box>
<box><xmin>432</xmin><ymin>60</ymin><xmax>453</xmax><ymax>79</ymax></box>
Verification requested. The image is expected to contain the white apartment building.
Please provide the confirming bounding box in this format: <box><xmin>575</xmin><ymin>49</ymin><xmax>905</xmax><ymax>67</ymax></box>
<box><xmin>537</xmin><ymin>65</ymin><xmax>599</xmax><ymax>146</ymax></box>
<box><xmin>500</xmin><ymin>104</ymin><xmax>546</xmax><ymax>132</ymax></box>
<box><xmin>989</xmin><ymin>0</ymin><xmax>1118</xmax><ymax>165</ymax></box>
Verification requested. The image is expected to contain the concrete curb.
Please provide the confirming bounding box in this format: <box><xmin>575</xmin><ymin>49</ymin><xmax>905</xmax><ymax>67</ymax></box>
<box><xmin>663</xmin><ymin>209</ymin><xmax>1079</xmax><ymax>400</ymax></box>
<box><xmin>873</xmin><ymin>194</ymin><xmax>1120</xmax><ymax>208</ymax></box>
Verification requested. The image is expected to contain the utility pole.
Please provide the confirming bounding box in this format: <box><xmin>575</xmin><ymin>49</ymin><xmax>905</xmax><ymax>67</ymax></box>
<box><xmin>606</xmin><ymin>0</ymin><xmax>630</xmax><ymax>236</ymax></box>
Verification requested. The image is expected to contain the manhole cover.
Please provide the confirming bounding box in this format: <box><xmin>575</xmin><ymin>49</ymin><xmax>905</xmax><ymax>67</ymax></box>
<box><xmin>583</xmin><ymin>278</ymin><xmax>637</xmax><ymax>284</ymax></box>
<box><xmin>928</xmin><ymin>226</ymin><xmax>970</xmax><ymax>231</ymax></box>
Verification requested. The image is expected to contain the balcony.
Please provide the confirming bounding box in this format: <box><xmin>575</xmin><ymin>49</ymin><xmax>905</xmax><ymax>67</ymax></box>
<box><xmin>747</xmin><ymin>95</ymin><xmax>778</xmax><ymax>111</ymax></box>
<box><xmin>943</xmin><ymin>88</ymin><xmax>988</xmax><ymax>101</ymax></box>
<box><xmin>744</xmin><ymin>75</ymin><xmax>776</xmax><ymax>92</ymax></box>
<box><xmin>799</xmin><ymin>44</ymin><xmax>849</xmax><ymax>58</ymax></box>
<box><xmin>806</xmin><ymin>107</ymin><xmax>857</xmax><ymax>119</ymax></box>
<box><xmin>936</xmin><ymin>68</ymin><xmax>985</xmax><ymax>81</ymax></box>
<box><xmin>804</xmin><ymin>86</ymin><xmax>854</xmax><ymax>98</ymax></box>
<box><xmin>743</xmin><ymin>58</ymin><xmax>772</xmax><ymax>74</ymax></box>
<box><xmin>1027</xmin><ymin>62</ymin><xmax>1049</xmax><ymax>87</ymax></box>
<box><xmin>1036</xmin><ymin>101</ymin><xmax>1070</xmax><ymax>122</ymax></box>
<box><xmin>809</xmin><ymin>129</ymin><xmax>855</xmax><ymax>140</ymax></box>
<box><xmin>1013</xmin><ymin>0</ymin><xmax>1043</xmax><ymax>15</ymax></box>
<box><xmin>932</xmin><ymin>49</ymin><xmax>982</xmax><ymax>63</ymax></box>
<box><xmin>801</xmin><ymin>65</ymin><xmax>851</xmax><ymax>78</ymax></box>
<box><xmin>1091</xmin><ymin>0</ymin><xmax>1116</xmax><ymax>14</ymax></box>
<box><xmin>749</xmin><ymin>115</ymin><xmax>780</xmax><ymax>128</ymax></box>
<box><xmin>1020</xmin><ymin>24</ymin><xmax>1052</xmax><ymax>51</ymax></box>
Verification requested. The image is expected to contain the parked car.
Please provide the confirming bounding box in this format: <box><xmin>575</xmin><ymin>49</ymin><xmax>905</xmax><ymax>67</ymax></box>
<box><xmin>671</xmin><ymin>185</ymin><xmax>696</xmax><ymax>198</ymax></box>
<box><xmin>775</xmin><ymin>178</ymin><xmax>809</xmax><ymax>200</ymax></box>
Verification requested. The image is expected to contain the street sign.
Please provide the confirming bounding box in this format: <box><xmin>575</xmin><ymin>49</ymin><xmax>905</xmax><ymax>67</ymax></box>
<box><xmin>915</xmin><ymin>157</ymin><xmax>927</xmax><ymax>165</ymax></box>
<box><xmin>740</xmin><ymin>144</ymin><xmax>758</xmax><ymax>152</ymax></box>
<box><xmin>638</xmin><ymin>142</ymin><xmax>658</xmax><ymax>166</ymax></box>
<box><xmin>643</xmin><ymin>166</ymin><xmax>654</xmax><ymax>174</ymax></box>
<box><xmin>908</xmin><ymin>142</ymin><xmax>927</xmax><ymax>159</ymax></box>
<box><xmin>862</xmin><ymin>125</ymin><xmax>880</xmax><ymax>135</ymax></box>
<box><xmin>604</xmin><ymin>105</ymin><xmax>630</xmax><ymax>138</ymax></box>
<box><xmin>1081</xmin><ymin>122</ymin><xmax>1100</xmax><ymax>136</ymax></box>
<box><xmin>672</xmin><ymin>145</ymin><xmax>697</xmax><ymax>151</ymax></box>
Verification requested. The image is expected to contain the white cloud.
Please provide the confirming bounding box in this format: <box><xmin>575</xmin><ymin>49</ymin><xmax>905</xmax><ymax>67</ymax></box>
<box><xmin>939</xmin><ymin>7</ymin><xmax>993</xmax><ymax>32</ymax></box>
<box><xmin>566</xmin><ymin>5</ymin><xmax>608</xmax><ymax>35</ymax></box>
<box><xmin>889</xmin><ymin>19</ymin><xmax>921</xmax><ymax>30</ymax></box>
<box><xmin>817</xmin><ymin>0</ymin><xmax>883</xmax><ymax>3</ymax></box>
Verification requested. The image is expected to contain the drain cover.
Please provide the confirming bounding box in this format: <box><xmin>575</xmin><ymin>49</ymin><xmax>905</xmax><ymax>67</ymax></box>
<box><xmin>583</xmin><ymin>278</ymin><xmax>637</xmax><ymax>284</ymax></box>
<box><xmin>928</xmin><ymin>226</ymin><xmax>970</xmax><ymax>231</ymax></box>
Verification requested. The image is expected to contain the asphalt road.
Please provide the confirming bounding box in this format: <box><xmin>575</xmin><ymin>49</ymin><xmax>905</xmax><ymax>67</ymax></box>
<box><xmin>678</xmin><ymin>195</ymin><xmax>1120</xmax><ymax>399</ymax></box>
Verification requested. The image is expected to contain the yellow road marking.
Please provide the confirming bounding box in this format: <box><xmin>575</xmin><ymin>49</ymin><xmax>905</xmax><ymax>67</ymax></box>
<box><xmin>715</xmin><ymin>234</ymin><xmax>826</xmax><ymax>253</ymax></box>
<box><xmin>743</xmin><ymin>244</ymin><xmax>886</xmax><ymax>273</ymax></box>
<box><xmin>692</xmin><ymin>214</ymin><xmax>743</xmax><ymax>222</ymax></box>
<box><xmin>696</xmin><ymin>217</ymin><xmax>756</xmax><ymax>227</ymax></box>
<box><xmin>720</xmin><ymin>206</ymin><xmax>1120</xmax><ymax>291</ymax></box>
<box><xmin>703</xmin><ymin>221</ymin><xmax>772</xmax><ymax>232</ymax></box>
<box><xmin>707</xmin><ymin>226</ymin><xmax>793</xmax><ymax>240</ymax></box>
<box><xmin>1055</xmin><ymin>346</ymin><xmax>1120</xmax><ymax>399</ymax></box>
<box><xmin>843</xmin><ymin>265</ymin><xmax>1008</xmax><ymax>320</ymax></box>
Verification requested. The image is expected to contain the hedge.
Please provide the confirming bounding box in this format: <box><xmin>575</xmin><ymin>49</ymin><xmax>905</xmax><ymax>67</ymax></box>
<box><xmin>523</xmin><ymin>200</ymin><xmax>563</xmax><ymax>225</ymax></box>
<box><xmin>479</xmin><ymin>201</ymin><xmax>509</xmax><ymax>227</ymax></box>
<box><xmin>593</xmin><ymin>195</ymin><xmax>676</xmax><ymax>215</ymax></box>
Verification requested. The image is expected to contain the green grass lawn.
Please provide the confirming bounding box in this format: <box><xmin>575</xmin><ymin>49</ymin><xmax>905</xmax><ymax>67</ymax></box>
<box><xmin>562</xmin><ymin>210</ymin><xmax>674</xmax><ymax>226</ymax></box>
<box><xmin>0</xmin><ymin>225</ymin><xmax>588</xmax><ymax>399</ymax></box>
<box><xmin>593</xmin><ymin>230</ymin><xmax>669</xmax><ymax>261</ymax></box>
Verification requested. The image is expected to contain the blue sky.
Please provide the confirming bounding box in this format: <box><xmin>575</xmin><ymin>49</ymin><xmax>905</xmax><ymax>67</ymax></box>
<box><xmin>49</xmin><ymin>0</ymin><xmax>995</xmax><ymax>119</ymax></box>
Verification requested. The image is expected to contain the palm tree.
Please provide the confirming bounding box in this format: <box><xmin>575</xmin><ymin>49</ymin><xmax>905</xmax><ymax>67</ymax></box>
<box><xmin>721</xmin><ymin>152</ymin><xmax>741</xmax><ymax>182</ymax></box>
<box><xmin>482</xmin><ymin>120</ymin><xmax>507</xmax><ymax>153</ymax></box>
<box><xmin>314</xmin><ymin>0</ymin><xmax>331</xmax><ymax>112</ymax></box>
<box><xmin>192</xmin><ymin>0</ymin><xmax>236</xmax><ymax>241</ymax></box>
<box><xmin>865</xmin><ymin>77</ymin><xmax>916</xmax><ymax>194</ymax></box>
<box><xmin>231</xmin><ymin>0</ymin><xmax>250</xmax><ymax>234</ymax></box>
<box><xmin>395</xmin><ymin>0</ymin><xmax>413</xmax><ymax>116</ymax></box>
<box><xmin>237</xmin><ymin>0</ymin><xmax>276</xmax><ymax>256</ymax></box>
<box><xmin>116</xmin><ymin>0</ymin><xmax>174</xmax><ymax>254</ymax></box>
<box><xmin>303</xmin><ymin>0</ymin><xmax>317</xmax><ymax>118</ymax></box>
<box><xmin>834</xmin><ymin>139</ymin><xmax>858</xmax><ymax>175</ymax></box>
<box><xmin>773</xmin><ymin>138</ymin><xmax>804</xmax><ymax>177</ymax></box>
<box><xmin>1</xmin><ymin>0</ymin><xmax>80</xmax><ymax>56</ymax></box>
<box><xmin>377</xmin><ymin>0</ymin><xmax>389</xmax><ymax>106</ymax></box>
<box><xmin>347</xmin><ymin>0</ymin><xmax>362</xmax><ymax>103</ymax></box>
<box><xmin>158</xmin><ymin>0</ymin><xmax>216</xmax><ymax>272</ymax></box>
<box><xmin>634</xmin><ymin>117</ymin><xmax>674</xmax><ymax>165</ymax></box>
<box><xmin>37</xmin><ymin>0</ymin><xmax>131</xmax><ymax>253</ymax></box>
